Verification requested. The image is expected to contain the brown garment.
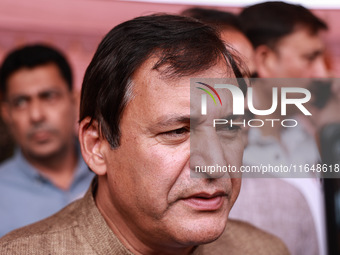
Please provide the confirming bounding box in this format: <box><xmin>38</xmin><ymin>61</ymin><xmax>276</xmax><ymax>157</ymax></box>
<box><xmin>198</xmin><ymin>220</ymin><xmax>290</xmax><ymax>255</ymax></box>
<box><xmin>0</xmin><ymin>184</ymin><xmax>290</xmax><ymax>255</ymax></box>
<box><xmin>229</xmin><ymin>178</ymin><xmax>319</xmax><ymax>255</ymax></box>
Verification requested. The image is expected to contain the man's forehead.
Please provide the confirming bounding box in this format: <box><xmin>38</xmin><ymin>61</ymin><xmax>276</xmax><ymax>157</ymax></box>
<box><xmin>276</xmin><ymin>27</ymin><xmax>324</xmax><ymax>49</ymax></box>
<box><xmin>125</xmin><ymin>58</ymin><xmax>236</xmax><ymax>124</ymax></box>
<box><xmin>8</xmin><ymin>63</ymin><xmax>63</xmax><ymax>83</ymax></box>
<box><xmin>6</xmin><ymin>66</ymin><xmax>68</xmax><ymax>97</ymax></box>
<box><xmin>153</xmin><ymin>114</ymin><xmax>191</xmax><ymax>127</ymax></box>
<box><xmin>125</xmin><ymin>57</ymin><xmax>239</xmax><ymax>127</ymax></box>
<box><xmin>131</xmin><ymin>65</ymin><xmax>189</xmax><ymax>98</ymax></box>
<box><xmin>142</xmin><ymin>57</ymin><xmax>231</xmax><ymax>79</ymax></box>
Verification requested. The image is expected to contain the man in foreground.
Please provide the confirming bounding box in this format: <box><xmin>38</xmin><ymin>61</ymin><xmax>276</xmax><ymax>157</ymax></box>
<box><xmin>0</xmin><ymin>15</ymin><xmax>289</xmax><ymax>254</ymax></box>
<box><xmin>0</xmin><ymin>45</ymin><xmax>94</xmax><ymax>237</ymax></box>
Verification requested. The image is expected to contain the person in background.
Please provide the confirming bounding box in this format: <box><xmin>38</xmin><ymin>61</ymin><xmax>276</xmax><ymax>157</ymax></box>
<box><xmin>239</xmin><ymin>2</ymin><xmax>329</xmax><ymax>255</ymax></box>
<box><xmin>182</xmin><ymin>7</ymin><xmax>320</xmax><ymax>255</ymax></box>
<box><xmin>181</xmin><ymin>7</ymin><xmax>255</xmax><ymax>147</ymax></box>
<box><xmin>181</xmin><ymin>7</ymin><xmax>256</xmax><ymax>78</ymax></box>
<box><xmin>0</xmin><ymin>44</ymin><xmax>94</xmax><ymax>237</ymax></box>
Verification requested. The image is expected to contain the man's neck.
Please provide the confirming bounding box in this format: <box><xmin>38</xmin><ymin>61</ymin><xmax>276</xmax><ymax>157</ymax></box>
<box><xmin>23</xmin><ymin>143</ymin><xmax>78</xmax><ymax>190</ymax></box>
<box><xmin>95</xmin><ymin>177</ymin><xmax>195</xmax><ymax>255</ymax></box>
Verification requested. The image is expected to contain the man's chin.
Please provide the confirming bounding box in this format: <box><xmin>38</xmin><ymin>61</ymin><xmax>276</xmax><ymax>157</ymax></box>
<box><xmin>23</xmin><ymin>143</ymin><xmax>64</xmax><ymax>160</ymax></box>
<box><xmin>165</xmin><ymin>199</ymin><xmax>230</xmax><ymax>246</ymax></box>
<box><xmin>171</xmin><ymin>218</ymin><xmax>227</xmax><ymax>247</ymax></box>
<box><xmin>189</xmin><ymin>233</ymin><xmax>223</xmax><ymax>246</ymax></box>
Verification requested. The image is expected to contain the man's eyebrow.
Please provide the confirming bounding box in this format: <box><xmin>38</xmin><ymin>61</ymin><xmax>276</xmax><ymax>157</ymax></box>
<box><xmin>223</xmin><ymin>114</ymin><xmax>243</xmax><ymax>121</ymax></box>
<box><xmin>303</xmin><ymin>49</ymin><xmax>324</xmax><ymax>58</ymax></box>
<box><xmin>38</xmin><ymin>89</ymin><xmax>61</xmax><ymax>96</ymax></box>
<box><xmin>7</xmin><ymin>94</ymin><xmax>29</xmax><ymax>101</ymax></box>
<box><xmin>153</xmin><ymin>113</ymin><xmax>242</xmax><ymax>127</ymax></box>
<box><xmin>154</xmin><ymin>115</ymin><xmax>191</xmax><ymax>127</ymax></box>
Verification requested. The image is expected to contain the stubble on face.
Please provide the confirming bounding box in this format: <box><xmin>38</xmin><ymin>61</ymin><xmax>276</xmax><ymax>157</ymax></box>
<box><xmin>95</xmin><ymin>57</ymin><xmax>243</xmax><ymax>254</ymax></box>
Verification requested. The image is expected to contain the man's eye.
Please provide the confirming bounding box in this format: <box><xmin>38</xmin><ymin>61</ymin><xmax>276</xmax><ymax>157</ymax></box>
<box><xmin>157</xmin><ymin>127</ymin><xmax>190</xmax><ymax>145</ymax></box>
<box><xmin>306</xmin><ymin>56</ymin><xmax>317</xmax><ymax>62</ymax></box>
<box><xmin>303</xmin><ymin>52</ymin><xmax>321</xmax><ymax>63</ymax></box>
<box><xmin>215</xmin><ymin>124</ymin><xmax>242</xmax><ymax>140</ymax></box>
<box><xmin>216</xmin><ymin>124</ymin><xmax>241</xmax><ymax>132</ymax></box>
<box><xmin>41</xmin><ymin>91</ymin><xmax>60</xmax><ymax>101</ymax></box>
<box><xmin>227</xmin><ymin>125</ymin><xmax>241</xmax><ymax>131</ymax></box>
<box><xmin>158</xmin><ymin>127</ymin><xmax>190</xmax><ymax>145</ymax></box>
<box><xmin>11</xmin><ymin>98</ymin><xmax>28</xmax><ymax>108</ymax></box>
<box><xmin>162</xmin><ymin>127</ymin><xmax>189</xmax><ymax>137</ymax></box>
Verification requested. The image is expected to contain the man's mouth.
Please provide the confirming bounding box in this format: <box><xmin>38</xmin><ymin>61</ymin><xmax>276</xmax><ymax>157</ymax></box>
<box><xmin>181</xmin><ymin>192</ymin><xmax>226</xmax><ymax>211</ymax></box>
<box><xmin>29</xmin><ymin>130</ymin><xmax>53</xmax><ymax>143</ymax></box>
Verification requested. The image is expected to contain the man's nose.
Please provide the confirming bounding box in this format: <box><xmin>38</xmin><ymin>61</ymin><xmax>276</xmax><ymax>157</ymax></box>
<box><xmin>28</xmin><ymin>99</ymin><xmax>45</xmax><ymax>123</ymax></box>
<box><xmin>190</xmin><ymin>128</ymin><xmax>230</xmax><ymax>179</ymax></box>
<box><xmin>311</xmin><ymin>58</ymin><xmax>328</xmax><ymax>78</ymax></box>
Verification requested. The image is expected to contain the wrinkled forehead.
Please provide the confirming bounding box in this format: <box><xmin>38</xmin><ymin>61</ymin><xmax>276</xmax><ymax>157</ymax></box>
<box><xmin>128</xmin><ymin>56</ymin><xmax>237</xmax><ymax>117</ymax></box>
<box><xmin>274</xmin><ymin>26</ymin><xmax>324</xmax><ymax>51</ymax></box>
<box><xmin>5</xmin><ymin>64</ymin><xmax>69</xmax><ymax>97</ymax></box>
<box><xmin>132</xmin><ymin>53</ymin><xmax>234</xmax><ymax>86</ymax></box>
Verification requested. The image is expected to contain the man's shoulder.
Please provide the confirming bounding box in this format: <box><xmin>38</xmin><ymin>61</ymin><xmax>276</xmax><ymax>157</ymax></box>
<box><xmin>0</xmin><ymin>187</ymin><xmax>131</xmax><ymax>255</ymax></box>
<box><xmin>0</xmin><ymin>156</ymin><xmax>17</xmax><ymax>173</ymax></box>
<box><xmin>225</xmin><ymin>219</ymin><xmax>290</xmax><ymax>252</ymax></box>
<box><xmin>200</xmin><ymin>219</ymin><xmax>290</xmax><ymax>255</ymax></box>
<box><xmin>0</xmin><ymin>198</ymin><xmax>86</xmax><ymax>254</ymax></box>
<box><xmin>0</xmin><ymin>156</ymin><xmax>21</xmax><ymax>186</ymax></box>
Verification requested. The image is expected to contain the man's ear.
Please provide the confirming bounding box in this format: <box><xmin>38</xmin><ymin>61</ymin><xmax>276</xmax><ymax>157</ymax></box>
<box><xmin>79</xmin><ymin>117</ymin><xmax>107</xmax><ymax>176</ymax></box>
<box><xmin>254</xmin><ymin>45</ymin><xmax>278</xmax><ymax>78</ymax></box>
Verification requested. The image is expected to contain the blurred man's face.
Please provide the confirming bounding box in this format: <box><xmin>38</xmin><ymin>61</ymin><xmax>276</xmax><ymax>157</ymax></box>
<box><xmin>220</xmin><ymin>29</ymin><xmax>256</xmax><ymax>76</ymax></box>
<box><xmin>269</xmin><ymin>27</ymin><xmax>327</xmax><ymax>78</ymax></box>
<box><xmin>2</xmin><ymin>63</ymin><xmax>76</xmax><ymax>161</ymax></box>
<box><xmin>98</xmin><ymin>57</ymin><xmax>243</xmax><ymax>252</ymax></box>
<box><xmin>220</xmin><ymin>29</ymin><xmax>255</xmax><ymax>146</ymax></box>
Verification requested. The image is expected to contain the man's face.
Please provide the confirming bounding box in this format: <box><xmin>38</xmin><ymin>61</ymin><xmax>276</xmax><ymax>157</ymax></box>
<box><xmin>99</xmin><ymin>58</ymin><xmax>243</xmax><ymax>251</ymax></box>
<box><xmin>2</xmin><ymin>63</ymin><xmax>76</xmax><ymax>160</ymax></box>
<box><xmin>269</xmin><ymin>27</ymin><xmax>327</xmax><ymax>78</ymax></box>
<box><xmin>220</xmin><ymin>29</ymin><xmax>255</xmax><ymax>146</ymax></box>
<box><xmin>220</xmin><ymin>29</ymin><xmax>256</xmax><ymax>76</ymax></box>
